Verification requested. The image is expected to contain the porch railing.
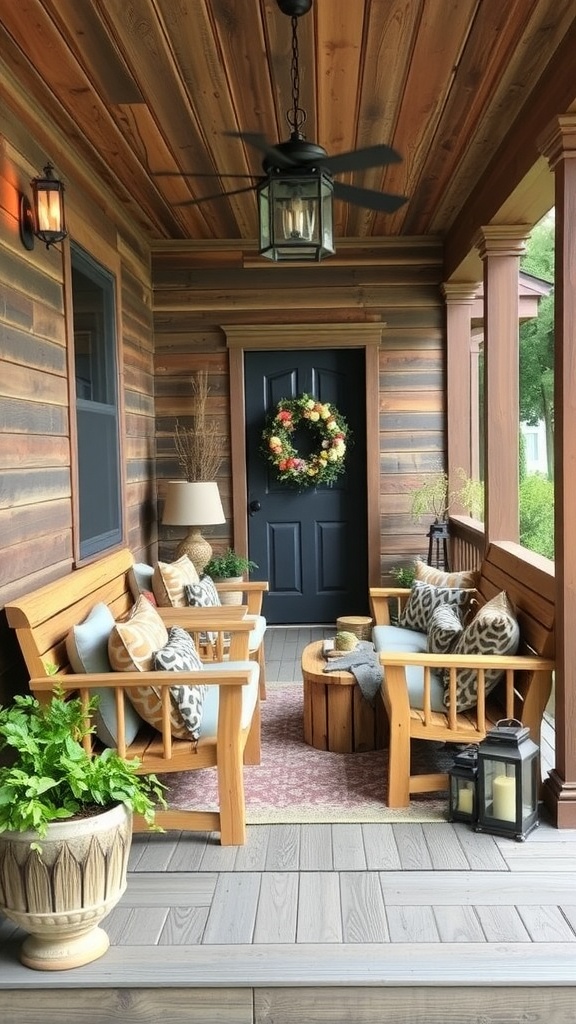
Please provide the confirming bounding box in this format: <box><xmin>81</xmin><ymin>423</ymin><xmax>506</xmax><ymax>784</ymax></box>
<box><xmin>449</xmin><ymin>514</ymin><xmax>486</xmax><ymax>572</ymax></box>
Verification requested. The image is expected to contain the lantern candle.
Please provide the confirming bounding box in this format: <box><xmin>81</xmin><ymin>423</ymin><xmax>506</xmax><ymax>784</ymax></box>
<box><xmin>492</xmin><ymin>774</ymin><xmax>516</xmax><ymax>822</ymax></box>
<box><xmin>457</xmin><ymin>786</ymin><xmax>474</xmax><ymax>814</ymax></box>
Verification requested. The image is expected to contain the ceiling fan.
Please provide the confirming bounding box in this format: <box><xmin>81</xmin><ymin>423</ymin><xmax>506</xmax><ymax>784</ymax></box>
<box><xmin>158</xmin><ymin>0</ymin><xmax>407</xmax><ymax>260</ymax></box>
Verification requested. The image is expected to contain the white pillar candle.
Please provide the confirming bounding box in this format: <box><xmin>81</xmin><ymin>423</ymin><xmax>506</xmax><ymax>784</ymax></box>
<box><xmin>492</xmin><ymin>774</ymin><xmax>516</xmax><ymax>822</ymax></box>
<box><xmin>457</xmin><ymin>786</ymin><xmax>474</xmax><ymax>814</ymax></box>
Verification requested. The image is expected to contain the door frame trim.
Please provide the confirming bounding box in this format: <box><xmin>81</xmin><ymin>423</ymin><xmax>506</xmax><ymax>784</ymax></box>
<box><xmin>225</xmin><ymin>323</ymin><xmax>383</xmax><ymax>587</ymax></box>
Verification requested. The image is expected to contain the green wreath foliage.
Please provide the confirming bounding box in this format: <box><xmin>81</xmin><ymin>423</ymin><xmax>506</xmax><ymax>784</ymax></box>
<box><xmin>261</xmin><ymin>394</ymin><xmax>350</xmax><ymax>488</ymax></box>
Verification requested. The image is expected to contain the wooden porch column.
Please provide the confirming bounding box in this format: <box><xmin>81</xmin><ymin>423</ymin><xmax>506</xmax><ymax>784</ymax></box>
<box><xmin>539</xmin><ymin>116</ymin><xmax>576</xmax><ymax>827</ymax></box>
<box><xmin>475</xmin><ymin>226</ymin><xmax>530</xmax><ymax>543</ymax></box>
<box><xmin>470</xmin><ymin>332</ymin><xmax>482</xmax><ymax>481</ymax></box>
<box><xmin>442</xmin><ymin>283</ymin><xmax>479</xmax><ymax>509</ymax></box>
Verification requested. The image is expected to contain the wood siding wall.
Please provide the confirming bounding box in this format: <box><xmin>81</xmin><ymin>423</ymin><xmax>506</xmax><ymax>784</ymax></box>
<box><xmin>151</xmin><ymin>244</ymin><xmax>445</xmax><ymax>579</ymax></box>
<box><xmin>0</xmin><ymin>103</ymin><xmax>156</xmax><ymax>705</ymax></box>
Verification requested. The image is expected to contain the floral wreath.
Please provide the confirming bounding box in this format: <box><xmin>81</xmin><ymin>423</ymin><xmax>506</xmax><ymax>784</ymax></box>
<box><xmin>261</xmin><ymin>394</ymin><xmax>350</xmax><ymax>488</ymax></box>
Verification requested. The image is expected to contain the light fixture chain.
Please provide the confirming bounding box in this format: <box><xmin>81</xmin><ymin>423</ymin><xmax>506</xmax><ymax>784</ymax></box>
<box><xmin>287</xmin><ymin>14</ymin><xmax>306</xmax><ymax>135</ymax></box>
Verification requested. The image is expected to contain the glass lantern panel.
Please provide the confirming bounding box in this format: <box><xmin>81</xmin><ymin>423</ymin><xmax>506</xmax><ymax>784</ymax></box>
<box><xmin>522</xmin><ymin>756</ymin><xmax>538</xmax><ymax>817</ymax></box>
<box><xmin>482</xmin><ymin>757</ymin><xmax>517</xmax><ymax>822</ymax></box>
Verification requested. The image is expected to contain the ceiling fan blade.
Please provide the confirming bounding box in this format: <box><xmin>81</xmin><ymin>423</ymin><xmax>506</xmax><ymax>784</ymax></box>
<box><xmin>333</xmin><ymin>180</ymin><xmax>408</xmax><ymax>213</ymax></box>
<box><xmin>321</xmin><ymin>144</ymin><xmax>403</xmax><ymax>174</ymax></box>
<box><xmin>225</xmin><ymin>131</ymin><xmax>297</xmax><ymax>169</ymax></box>
<box><xmin>173</xmin><ymin>183</ymin><xmax>258</xmax><ymax>207</ymax></box>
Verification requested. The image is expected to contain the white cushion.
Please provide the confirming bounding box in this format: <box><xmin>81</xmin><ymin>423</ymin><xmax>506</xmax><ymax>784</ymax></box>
<box><xmin>198</xmin><ymin>661</ymin><xmax>260</xmax><ymax>738</ymax></box>
<box><xmin>372</xmin><ymin>624</ymin><xmax>444</xmax><ymax>713</ymax></box>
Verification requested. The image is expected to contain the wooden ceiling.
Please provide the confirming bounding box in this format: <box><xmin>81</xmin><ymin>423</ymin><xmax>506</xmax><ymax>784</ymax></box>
<box><xmin>2</xmin><ymin>0</ymin><xmax>576</xmax><ymax>250</ymax></box>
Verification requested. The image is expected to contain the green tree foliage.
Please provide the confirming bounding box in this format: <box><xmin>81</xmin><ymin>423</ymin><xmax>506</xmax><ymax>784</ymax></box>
<box><xmin>519</xmin><ymin>473</ymin><xmax>554</xmax><ymax>560</ymax></box>
<box><xmin>519</xmin><ymin>214</ymin><xmax>554</xmax><ymax>479</ymax></box>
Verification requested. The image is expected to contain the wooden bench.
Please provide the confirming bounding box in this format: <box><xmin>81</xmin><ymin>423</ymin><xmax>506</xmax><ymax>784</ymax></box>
<box><xmin>5</xmin><ymin>548</ymin><xmax>262</xmax><ymax>845</ymax></box>
<box><xmin>369</xmin><ymin>542</ymin><xmax>555</xmax><ymax>808</ymax></box>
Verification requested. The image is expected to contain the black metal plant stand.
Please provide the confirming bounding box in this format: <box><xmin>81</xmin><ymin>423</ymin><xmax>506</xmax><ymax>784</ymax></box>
<box><xmin>427</xmin><ymin>519</ymin><xmax>450</xmax><ymax>571</ymax></box>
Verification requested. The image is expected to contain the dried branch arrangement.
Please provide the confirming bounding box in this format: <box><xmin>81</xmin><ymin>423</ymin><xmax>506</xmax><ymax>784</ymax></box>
<box><xmin>174</xmin><ymin>371</ymin><xmax>222</xmax><ymax>482</ymax></box>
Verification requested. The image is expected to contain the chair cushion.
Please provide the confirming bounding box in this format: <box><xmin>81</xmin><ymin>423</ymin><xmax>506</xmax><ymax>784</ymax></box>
<box><xmin>399</xmin><ymin>581</ymin><xmax>474</xmax><ymax>633</ymax></box>
<box><xmin>443</xmin><ymin>591</ymin><xmax>520</xmax><ymax>712</ymax></box>
<box><xmin>154</xmin><ymin>626</ymin><xmax>207</xmax><ymax>741</ymax></box>
<box><xmin>427</xmin><ymin>604</ymin><xmax>464</xmax><ymax>654</ymax></box>
<box><xmin>198</xmin><ymin>661</ymin><xmax>260</xmax><ymax>738</ymax></box>
<box><xmin>66</xmin><ymin>602</ymin><xmax>144</xmax><ymax>749</ymax></box>
<box><xmin>415</xmin><ymin>558</ymin><xmax>480</xmax><ymax>590</ymax></box>
<box><xmin>246</xmin><ymin>614</ymin><xmax>267</xmax><ymax>653</ymax></box>
<box><xmin>152</xmin><ymin>555</ymin><xmax>200</xmax><ymax>607</ymax></box>
<box><xmin>108</xmin><ymin>594</ymin><xmax>169</xmax><ymax>672</ymax></box>
<box><xmin>128</xmin><ymin>562</ymin><xmax>155</xmax><ymax>601</ymax></box>
<box><xmin>371</xmin><ymin>624</ymin><xmax>444</xmax><ymax>712</ymax></box>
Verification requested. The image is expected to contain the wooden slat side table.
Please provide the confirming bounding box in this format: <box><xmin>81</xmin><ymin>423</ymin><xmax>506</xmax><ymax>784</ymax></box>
<box><xmin>301</xmin><ymin>640</ymin><xmax>387</xmax><ymax>753</ymax></box>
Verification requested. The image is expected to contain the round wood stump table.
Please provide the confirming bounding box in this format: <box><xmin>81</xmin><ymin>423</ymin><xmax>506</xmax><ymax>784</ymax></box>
<box><xmin>301</xmin><ymin>639</ymin><xmax>388</xmax><ymax>753</ymax></box>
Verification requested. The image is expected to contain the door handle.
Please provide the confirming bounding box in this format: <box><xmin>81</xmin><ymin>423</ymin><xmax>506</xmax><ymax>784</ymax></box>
<box><xmin>249</xmin><ymin>499</ymin><xmax>261</xmax><ymax>516</ymax></box>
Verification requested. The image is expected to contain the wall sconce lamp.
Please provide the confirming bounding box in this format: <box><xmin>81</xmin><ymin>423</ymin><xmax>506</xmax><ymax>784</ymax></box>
<box><xmin>19</xmin><ymin>162</ymin><xmax>67</xmax><ymax>251</ymax></box>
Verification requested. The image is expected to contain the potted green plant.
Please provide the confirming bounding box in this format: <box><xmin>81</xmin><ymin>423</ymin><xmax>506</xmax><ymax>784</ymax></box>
<box><xmin>203</xmin><ymin>548</ymin><xmax>258</xmax><ymax>605</ymax></box>
<box><xmin>0</xmin><ymin>688</ymin><xmax>165</xmax><ymax>971</ymax></box>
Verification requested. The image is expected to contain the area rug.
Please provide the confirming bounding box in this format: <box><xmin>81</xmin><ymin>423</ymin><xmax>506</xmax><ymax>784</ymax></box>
<box><xmin>163</xmin><ymin>683</ymin><xmax>454</xmax><ymax>824</ymax></box>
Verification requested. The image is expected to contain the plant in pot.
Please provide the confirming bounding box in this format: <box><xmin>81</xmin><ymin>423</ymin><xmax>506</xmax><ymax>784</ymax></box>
<box><xmin>203</xmin><ymin>548</ymin><xmax>258</xmax><ymax>605</ymax></box>
<box><xmin>410</xmin><ymin>467</ymin><xmax>483</xmax><ymax>569</ymax></box>
<box><xmin>0</xmin><ymin>688</ymin><xmax>165</xmax><ymax>971</ymax></box>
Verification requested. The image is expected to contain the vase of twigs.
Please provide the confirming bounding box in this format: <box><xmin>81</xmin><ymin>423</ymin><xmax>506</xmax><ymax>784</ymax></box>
<box><xmin>173</xmin><ymin>371</ymin><xmax>222</xmax><ymax>484</ymax></box>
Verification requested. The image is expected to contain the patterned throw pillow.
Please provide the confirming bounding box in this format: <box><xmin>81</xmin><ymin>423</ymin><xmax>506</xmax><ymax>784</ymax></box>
<box><xmin>108</xmin><ymin>595</ymin><xmax>168</xmax><ymax>672</ymax></box>
<box><xmin>427</xmin><ymin>604</ymin><xmax>464</xmax><ymax>654</ymax></box>
<box><xmin>399</xmin><ymin>581</ymin><xmax>474</xmax><ymax>634</ymax></box>
<box><xmin>152</xmin><ymin>555</ymin><xmax>200</xmax><ymax>607</ymax></box>
<box><xmin>108</xmin><ymin>597</ymin><xmax>190</xmax><ymax>741</ymax></box>
<box><xmin>443</xmin><ymin>591</ymin><xmax>520</xmax><ymax>713</ymax></box>
<box><xmin>154</xmin><ymin>626</ymin><xmax>207</xmax><ymax>741</ymax></box>
<box><xmin>185</xmin><ymin>575</ymin><xmax>222</xmax><ymax>645</ymax></box>
<box><xmin>415</xmin><ymin>558</ymin><xmax>480</xmax><ymax>590</ymax></box>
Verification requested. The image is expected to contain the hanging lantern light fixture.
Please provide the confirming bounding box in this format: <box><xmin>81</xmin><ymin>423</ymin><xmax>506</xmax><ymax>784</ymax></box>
<box><xmin>258</xmin><ymin>1</ymin><xmax>335</xmax><ymax>262</ymax></box>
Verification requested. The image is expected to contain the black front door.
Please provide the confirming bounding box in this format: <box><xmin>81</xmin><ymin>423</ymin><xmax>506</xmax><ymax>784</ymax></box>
<box><xmin>245</xmin><ymin>349</ymin><xmax>368</xmax><ymax>624</ymax></box>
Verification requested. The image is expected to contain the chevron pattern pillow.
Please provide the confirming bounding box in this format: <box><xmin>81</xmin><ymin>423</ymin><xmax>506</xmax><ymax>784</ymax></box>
<box><xmin>399</xmin><ymin>581</ymin><xmax>474</xmax><ymax>634</ymax></box>
<box><xmin>443</xmin><ymin>591</ymin><xmax>520</xmax><ymax>712</ymax></box>
<box><xmin>154</xmin><ymin>626</ymin><xmax>207</xmax><ymax>741</ymax></box>
<box><xmin>427</xmin><ymin>603</ymin><xmax>464</xmax><ymax>654</ymax></box>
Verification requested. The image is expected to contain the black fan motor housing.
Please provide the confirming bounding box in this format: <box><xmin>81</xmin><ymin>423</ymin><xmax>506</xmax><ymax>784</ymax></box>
<box><xmin>262</xmin><ymin>136</ymin><xmax>329</xmax><ymax>173</ymax></box>
<box><xmin>276</xmin><ymin>0</ymin><xmax>312</xmax><ymax>16</ymax></box>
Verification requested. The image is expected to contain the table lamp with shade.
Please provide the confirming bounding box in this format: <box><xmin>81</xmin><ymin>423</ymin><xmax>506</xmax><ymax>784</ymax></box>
<box><xmin>162</xmin><ymin>480</ymin><xmax>225</xmax><ymax>574</ymax></box>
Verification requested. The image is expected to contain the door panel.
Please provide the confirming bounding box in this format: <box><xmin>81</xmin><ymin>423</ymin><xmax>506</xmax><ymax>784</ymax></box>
<box><xmin>245</xmin><ymin>349</ymin><xmax>368</xmax><ymax>624</ymax></box>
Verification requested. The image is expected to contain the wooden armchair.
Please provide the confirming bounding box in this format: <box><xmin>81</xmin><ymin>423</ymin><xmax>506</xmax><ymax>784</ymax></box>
<box><xmin>5</xmin><ymin>549</ymin><xmax>262</xmax><ymax>845</ymax></box>
<box><xmin>370</xmin><ymin>543</ymin><xmax>555</xmax><ymax>808</ymax></box>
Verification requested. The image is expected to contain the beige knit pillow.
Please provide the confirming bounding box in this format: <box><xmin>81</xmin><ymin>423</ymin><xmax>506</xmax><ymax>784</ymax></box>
<box><xmin>415</xmin><ymin>558</ymin><xmax>480</xmax><ymax>590</ymax></box>
<box><xmin>152</xmin><ymin>555</ymin><xmax>200</xmax><ymax>607</ymax></box>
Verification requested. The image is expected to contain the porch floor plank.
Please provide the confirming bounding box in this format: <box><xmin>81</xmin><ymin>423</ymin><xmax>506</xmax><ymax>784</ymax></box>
<box><xmin>1</xmin><ymin>627</ymin><xmax>575</xmax><ymax>1019</ymax></box>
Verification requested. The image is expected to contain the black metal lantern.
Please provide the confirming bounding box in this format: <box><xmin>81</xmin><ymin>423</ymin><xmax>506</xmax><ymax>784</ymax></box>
<box><xmin>258</xmin><ymin>2</ymin><xmax>335</xmax><ymax>262</ymax></box>
<box><xmin>258</xmin><ymin>167</ymin><xmax>334</xmax><ymax>262</ymax></box>
<box><xmin>31</xmin><ymin>162</ymin><xmax>67</xmax><ymax>249</ymax></box>
<box><xmin>448</xmin><ymin>745</ymin><xmax>478</xmax><ymax>824</ymax></box>
<box><xmin>475</xmin><ymin>719</ymin><xmax>539</xmax><ymax>841</ymax></box>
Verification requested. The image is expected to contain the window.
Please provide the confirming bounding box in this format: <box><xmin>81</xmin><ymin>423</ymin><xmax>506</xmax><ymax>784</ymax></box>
<box><xmin>71</xmin><ymin>245</ymin><xmax>123</xmax><ymax>559</ymax></box>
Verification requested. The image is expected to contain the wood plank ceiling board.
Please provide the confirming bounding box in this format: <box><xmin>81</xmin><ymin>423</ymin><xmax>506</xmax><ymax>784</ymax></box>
<box><xmin>2</xmin><ymin>0</ymin><xmax>575</xmax><ymax>248</ymax></box>
<box><xmin>343</xmin><ymin>0</ymin><xmax>422</xmax><ymax>239</ymax></box>
<box><xmin>429</xmin><ymin>0</ymin><xmax>576</xmax><ymax>234</ymax></box>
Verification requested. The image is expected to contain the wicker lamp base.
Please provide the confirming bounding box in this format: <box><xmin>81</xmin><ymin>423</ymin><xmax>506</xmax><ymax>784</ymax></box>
<box><xmin>176</xmin><ymin>528</ymin><xmax>212</xmax><ymax>575</ymax></box>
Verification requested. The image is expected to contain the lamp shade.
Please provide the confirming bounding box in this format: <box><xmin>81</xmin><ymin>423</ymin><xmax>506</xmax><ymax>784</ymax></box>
<box><xmin>162</xmin><ymin>481</ymin><xmax>225</xmax><ymax>527</ymax></box>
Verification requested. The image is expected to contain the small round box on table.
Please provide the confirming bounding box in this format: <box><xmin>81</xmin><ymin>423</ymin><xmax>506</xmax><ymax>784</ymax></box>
<box><xmin>336</xmin><ymin>615</ymin><xmax>373</xmax><ymax>641</ymax></box>
<box><xmin>301</xmin><ymin>639</ymin><xmax>387</xmax><ymax>753</ymax></box>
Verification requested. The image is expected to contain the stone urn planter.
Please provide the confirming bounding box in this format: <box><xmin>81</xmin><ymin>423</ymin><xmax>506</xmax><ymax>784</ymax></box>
<box><xmin>0</xmin><ymin>803</ymin><xmax>132</xmax><ymax>971</ymax></box>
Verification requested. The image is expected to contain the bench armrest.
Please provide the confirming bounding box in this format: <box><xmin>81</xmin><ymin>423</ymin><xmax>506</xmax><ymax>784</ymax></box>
<box><xmin>369</xmin><ymin>587</ymin><xmax>411</xmax><ymax>626</ymax></box>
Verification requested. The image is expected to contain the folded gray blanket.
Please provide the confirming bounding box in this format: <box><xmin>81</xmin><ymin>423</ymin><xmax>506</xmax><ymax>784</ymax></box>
<box><xmin>323</xmin><ymin>641</ymin><xmax>383</xmax><ymax>705</ymax></box>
